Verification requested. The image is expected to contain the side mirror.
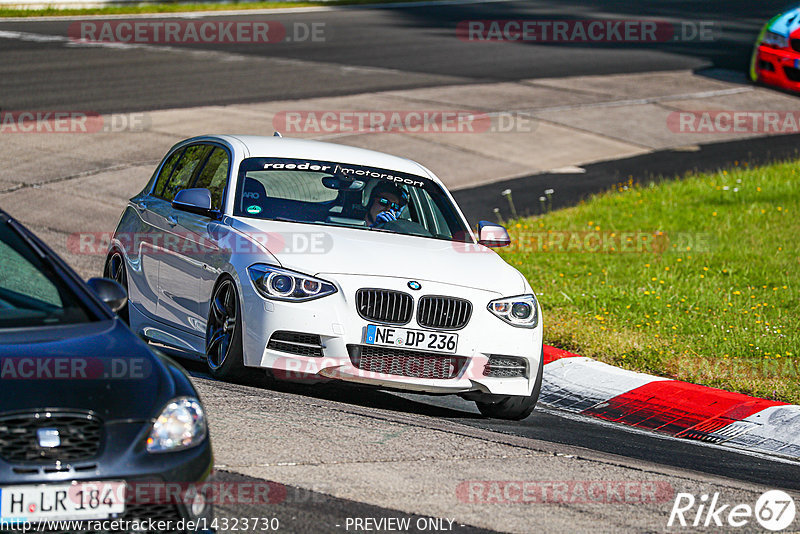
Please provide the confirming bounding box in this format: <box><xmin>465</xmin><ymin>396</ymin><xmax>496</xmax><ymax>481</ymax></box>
<box><xmin>172</xmin><ymin>188</ymin><xmax>214</xmax><ymax>217</ymax></box>
<box><xmin>86</xmin><ymin>277</ymin><xmax>127</xmax><ymax>313</ymax></box>
<box><xmin>477</xmin><ymin>221</ymin><xmax>511</xmax><ymax>248</ymax></box>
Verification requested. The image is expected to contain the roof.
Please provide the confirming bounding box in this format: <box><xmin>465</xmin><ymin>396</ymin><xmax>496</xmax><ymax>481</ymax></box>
<box><xmin>195</xmin><ymin>134</ymin><xmax>441</xmax><ymax>185</ymax></box>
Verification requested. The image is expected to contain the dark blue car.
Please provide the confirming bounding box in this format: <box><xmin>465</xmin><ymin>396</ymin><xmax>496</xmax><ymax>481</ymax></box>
<box><xmin>0</xmin><ymin>209</ymin><xmax>213</xmax><ymax>533</ymax></box>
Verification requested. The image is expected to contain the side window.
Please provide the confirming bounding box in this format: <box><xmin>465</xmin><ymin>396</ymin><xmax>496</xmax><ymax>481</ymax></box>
<box><xmin>192</xmin><ymin>147</ymin><xmax>230</xmax><ymax>210</ymax></box>
<box><xmin>426</xmin><ymin>197</ymin><xmax>449</xmax><ymax>236</ymax></box>
<box><xmin>152</xmin><ymin>149</ymin><xmax>184</xmax><ymax>198</ymax></box>
<box><xmin>158</xmin><ymin>145</ymin><xmax>211</xmax><ymax>202</ymax></box>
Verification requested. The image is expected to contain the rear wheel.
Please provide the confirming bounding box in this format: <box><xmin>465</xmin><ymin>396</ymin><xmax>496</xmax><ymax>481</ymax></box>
<box><xmin>103</xmin><ymin>251</ymin><xmax>129</xmax><ymax>323</ymax></box>
<box><xmin>474</xmin><ymin>351</ymin><xmax>544</xmax><ymax>420</ymax></box>
<box><xmin>206</xmin><ymin>277</ymin><xmax>247</xmax><ymax>382</ymax></box>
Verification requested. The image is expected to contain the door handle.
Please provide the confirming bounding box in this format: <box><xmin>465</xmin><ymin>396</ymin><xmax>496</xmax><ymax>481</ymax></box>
<box><xmin>167</xmin><ymin>216</ymin><xmax>178</xmax><ymax>227</ymax></box>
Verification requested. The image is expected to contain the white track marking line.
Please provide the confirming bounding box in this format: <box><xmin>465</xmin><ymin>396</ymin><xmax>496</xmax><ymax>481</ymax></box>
<box><xmin>0</xmin><ymin>29</ymin><xmax>64</xmax><ymax>41</ymax></box>
<box><xmin>0</xmin><ymin>28</ymin><xmax>418</xmax><ymax>75</ymax></box>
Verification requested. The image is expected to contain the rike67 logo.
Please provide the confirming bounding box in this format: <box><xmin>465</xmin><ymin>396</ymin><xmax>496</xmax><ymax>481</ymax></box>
<box><xmin>668</xmin><ymin>490</ymin><xmax>796</xmax><ymax>531</ymax></box>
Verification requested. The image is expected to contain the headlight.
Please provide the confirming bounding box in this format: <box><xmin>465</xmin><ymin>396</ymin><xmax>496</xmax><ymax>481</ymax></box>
<box><xmin>146</xmin><ymin>397</ymin><xmax>207</xmax><ymax>453</ymax></box>
<box><xmin>488</xmin><ymin>294</ymin><xmax>538</xmax><ymax>328</ymax></box>
<box><xmin>248</xmin><ymin>264</ymin><xmax>337</xmax><ymax>302</ymax></box>
<box><xmin>762</xmin><ymin>30</ymin><xmax>789</xmax><ymax>49</ymax></box>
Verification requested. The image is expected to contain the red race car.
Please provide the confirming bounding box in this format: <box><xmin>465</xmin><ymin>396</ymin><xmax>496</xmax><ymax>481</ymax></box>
<box><xmin>751</xmin><ymin>5</ymin><xmax>800</xmax><ymax>92</ymax></box>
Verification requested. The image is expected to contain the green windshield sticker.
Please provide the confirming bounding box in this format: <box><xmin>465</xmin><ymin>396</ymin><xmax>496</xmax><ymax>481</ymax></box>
<box><xmin>246</xmin><ymin>205</ymin><xmax>262</xmax><ymax>214</ymax></box>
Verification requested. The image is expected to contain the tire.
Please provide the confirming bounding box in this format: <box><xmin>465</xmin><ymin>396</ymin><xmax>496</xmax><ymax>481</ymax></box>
<box><xmin>205</xmin><ymin>277</ymin><xmax>247</xmax><ymax>382</ymax></box>
<box><xmin>474</xmin><ymin>350</ymin><xmax>544</xmax><ymax>420</ymax></box>
<box><xmin>103</xmin><ymin>251</ymin><xmax>129</xmax><ymax>324</ymax></box>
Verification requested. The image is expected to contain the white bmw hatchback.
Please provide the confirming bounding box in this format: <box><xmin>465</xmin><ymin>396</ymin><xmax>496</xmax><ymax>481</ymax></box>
<box><xmin>106</xmin><ymin>135</ymin><xmax>543</xmax><ymax>419</ymax></box>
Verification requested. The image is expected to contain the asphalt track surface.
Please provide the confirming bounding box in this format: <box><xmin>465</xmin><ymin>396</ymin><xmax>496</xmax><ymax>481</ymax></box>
<box><xmin>0</xmin><ymin>0</ymin><xmax>793</xmax><ymax>113</ymax></box>
<box><xmin>177</xmin><ymin>360</ymin><xmax>800</xmax><ymax>494</ymax></box>
<box><xmin>3</xmin><ymin>0</ymin><xmax>800</xmax><ymax>529</ymax></box>
<box><xmin>212</xmin><ymin>469</ymin><xmax>500</xmax><ymax>533</ymax></box>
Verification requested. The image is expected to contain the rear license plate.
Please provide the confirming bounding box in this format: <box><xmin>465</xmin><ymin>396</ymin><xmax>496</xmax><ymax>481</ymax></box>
<box><xmin>0</xmin><ymin>481</ymin><xmax>125</xmax><ymax>523</ymax></box>
<box><xmin>365</xmin><ymin>324</ymin><xmax>458</xmax><ymax>353</ymax></box>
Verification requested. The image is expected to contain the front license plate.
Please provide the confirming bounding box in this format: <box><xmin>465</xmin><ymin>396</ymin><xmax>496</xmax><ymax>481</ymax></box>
<box><xmin>365</xmin><ymin>324</ymin><xmax>458</xmax><ymax>354</ymax></box>
<box><xmin>0</xmin><ymin>481</ymin><xmax>126</xmax><ymax>523</ymax></box>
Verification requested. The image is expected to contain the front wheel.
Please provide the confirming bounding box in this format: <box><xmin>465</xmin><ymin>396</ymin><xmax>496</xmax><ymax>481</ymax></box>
<box><xmin>474</xmin><ymin>352</ymin><xmax>544</xmax><ymax>420</ymax></box>
<box><xmin>206</xmin><ymin>277</ymin><xmax>247</xmax><ymax>382</ymax></box>
<box><xmin>103</xmin><ymin>251</ymin><xmax>129</xmax><ymax>324</ymax></box>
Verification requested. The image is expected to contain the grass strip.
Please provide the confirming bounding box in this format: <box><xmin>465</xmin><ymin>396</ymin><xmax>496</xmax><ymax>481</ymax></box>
<box><xmin>0</xmin><ymin>0</ymin><xmax>425</xmax><ymax>18</ymax></box>
<box><xmin>498</xmin><ymin>160</ymin><xmax>799</xmax><ymax>403</ymax></box>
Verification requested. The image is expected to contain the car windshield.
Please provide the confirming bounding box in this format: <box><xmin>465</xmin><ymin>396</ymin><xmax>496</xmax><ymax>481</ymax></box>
<box><xmin>0</xmin><ymin>221</ymin><xmax>95</xmax><ymax>329</ymax></box>
<box><xmin>233</xmin><ymin>158</ymin><xmax>472</xmax><ymax>242</ymax></box>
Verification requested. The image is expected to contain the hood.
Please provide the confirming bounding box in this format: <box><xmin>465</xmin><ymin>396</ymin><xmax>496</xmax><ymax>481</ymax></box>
<box><xmin>233</xmin><ymin>219</ymin><xmax>527</xmax><ymax>295</ymax></box>
<box><xmin>769</xmin><ymin>7</ymin><xmax>800</xmax><ymax>36</ymax></box>
<box><xmin>0</xmin><ymin>320</ymin><xmax>177</xmax><ymax>422</ymax></box>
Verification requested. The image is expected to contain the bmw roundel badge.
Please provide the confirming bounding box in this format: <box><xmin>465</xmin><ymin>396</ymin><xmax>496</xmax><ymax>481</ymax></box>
<box><xmin>408</xmin><ymin>281</ymin><xmax>421</xmax><ymax>290</ymax></box>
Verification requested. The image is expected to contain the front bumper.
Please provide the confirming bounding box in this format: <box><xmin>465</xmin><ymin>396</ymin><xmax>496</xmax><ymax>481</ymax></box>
<box><xmin>0</xmin><ymin>422</ymin><xmax>213</xmax><ymax>533</ymax></box>
<box><xmin>754</xmin><ymin>44</ymin><xmax>800</xmax><ymax>92</ymax></box>
<box><xmin>240</xmin><ymin>274</ymin><xmax>543</xmax><ymax>396</ymax></box>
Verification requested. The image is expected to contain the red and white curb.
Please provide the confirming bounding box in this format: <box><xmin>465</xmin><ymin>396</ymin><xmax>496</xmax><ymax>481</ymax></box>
<box><xmin>541</xmin><ymin>346</ymin><xmax>800</xmax><ymax>461</ymax></box>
